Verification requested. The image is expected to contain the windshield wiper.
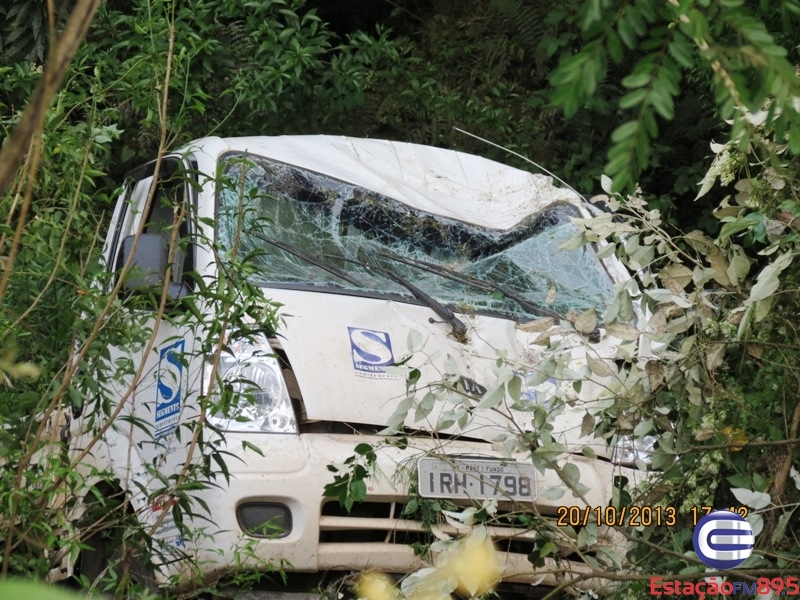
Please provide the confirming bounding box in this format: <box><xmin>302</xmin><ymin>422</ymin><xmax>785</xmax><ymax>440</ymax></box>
<box><xmin>381</xmin><ymin>268</ymin><xmax>468</xmax><ymax>341</ymax></box>
<box><xmin>252</xmin><ymin>233</ymin><xmax>364</xmax><ymax>287</ymax></box>
<box><xmin>377</xmin><ymin>252</ymin><xmax>561</xmax><ymax>321</ymax></box>
<box><xmin>335</xmin><ymin>254</ymin><xmax>468</xmax><ymax>341</ymax></box>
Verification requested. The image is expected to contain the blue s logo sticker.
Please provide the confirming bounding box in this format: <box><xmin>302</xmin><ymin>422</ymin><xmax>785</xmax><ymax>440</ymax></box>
<box><xmin>155</xmin><ymin>339</ymin><xmax>185</xmax><ymax>438</ymax></box>
<box><xmin>348</xmin><ymin>327</ymin><xmax>396</xmax><ymax>379</ymax></box>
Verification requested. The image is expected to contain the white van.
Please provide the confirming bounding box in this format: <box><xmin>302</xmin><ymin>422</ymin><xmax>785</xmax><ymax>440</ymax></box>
<box><xmin>60</xmin><ymin>136</ymin><xmax>648</xmax><ymax>595</ymax></box>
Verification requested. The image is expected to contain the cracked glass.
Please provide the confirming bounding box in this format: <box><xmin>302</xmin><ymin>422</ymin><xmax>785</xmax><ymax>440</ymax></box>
<box><xmin>216</xmin><ymin>152</ymin><xmax>614</xmax><ymax>320</ymax></box>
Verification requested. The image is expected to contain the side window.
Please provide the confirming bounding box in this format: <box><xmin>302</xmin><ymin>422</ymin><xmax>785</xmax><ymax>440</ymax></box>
<box><xmin>142</xmin><ymin>161</ymin><xmax>194</xmax><ymax>293</ymax></box>
<box><xmin>114</xmin><ymin>157</ymin><xmax>196</xmax><ymax>299</ymax></box>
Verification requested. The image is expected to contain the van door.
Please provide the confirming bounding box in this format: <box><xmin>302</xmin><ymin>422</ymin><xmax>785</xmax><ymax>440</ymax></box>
<box><xmin>103</xmin><ymin>155</ymin><xmax>202</xmax><ymax>555</ymax></box>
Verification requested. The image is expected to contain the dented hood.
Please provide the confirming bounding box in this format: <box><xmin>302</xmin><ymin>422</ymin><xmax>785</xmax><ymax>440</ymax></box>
<box><xmin>264</xmin><ymin>288</ymin><xmax>614</xmax><ymax>453</ymax></box>
<box><xmin>195</xmin><ymin>135</ymin><xmax>627</xmax><ymax>450</ymax></box>
<box><xmin>269</xmin><ymin>288</ymin><xmax>525</xmax><ymax>426</ymax></box>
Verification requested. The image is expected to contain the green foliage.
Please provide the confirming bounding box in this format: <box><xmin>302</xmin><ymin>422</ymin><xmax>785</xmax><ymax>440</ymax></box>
<box><xmin>298</xmin><ymin>0</ymin><xmax>719</xmax><ymax>212</ymax></box>
<box><xmin>1</xmin><ymin>87</ymin><xmax>120</xmax><ymax>411</ymax></box>
<box><xmin>0</xmin><ymin>1</ymin><xmax>71</xmax><ymax>64</ymax></box>
<box><xmin>5</xmin><ymin>0</ymin><xmax>800</xmax><ymax>595</ymax></box>
<box><xmin>1</xmin><ymin>0</ymin><xmax>353</xmax><ymax>594</ymax></box>
<box><xmin>550</xmin><ymin>0</ymin><xmax>800</xmax><ymax>191</ymax></box>
<box><xmin>567</xmin><ymin>124</ymin><xmax>800</xmax><ymax>582</ymax></box>
<box><xmin>0</xmin><ymin>578</ymin><xmax>83</xmax><ymax>600</ymax></box>
<box><xmin>1</xmin><ymin>138</ymin><xmax>286</xmax><ymax>594</ymax></box>
<box><xmin>325</xmin><ymin>116</ymin><xmax>800</xmax><ymax>596</ymax></box>
<box><xmin>323</xmin><ymin>442</ymin><xmax>377</xmax><ymax>512</ymax></box>
<box><xmin>62</xmin><ymin>0</ymin><xmax>415</xmax><ymax>172</ymax></box>
<box><xmin>300</xmin><ymin>0</ymin><xmax>578</xmax><ymax>175</ymax></box>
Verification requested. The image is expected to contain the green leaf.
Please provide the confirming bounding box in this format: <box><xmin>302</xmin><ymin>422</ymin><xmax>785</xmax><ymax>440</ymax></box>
<box><xmin>539</xmin><ymin>540</ymin><xmax>557</xmax><ymax>558</ymax></box>
<box><xmin>536</xmin><ymin>440</ymin><xmax>567</xmax><ymax>458</ymax></box>
<box><xmin>668</xmin><ymin>32</ymin><xmax>694</xmax><ymax>68</ymax></box>
<box><xmin>633</xmin><ymin>418</ymin><xmax>654</xmax><ymax>436</ymax></box>
<box><xmin>278</xmin><ymin>27</ymin><xmax>296</xmax><ymax>42</ymax></box>
<box><xmin>542</xmin><ymin>486</ymin><xmax>566</xmax><ymax>500</ymax></box>
<box><xmin>354</xmin><ymin>443</ymin><xmax>374</xmax><ymax>456</ymax></box>
<box><xmin>574</xmin><ymin>307</ymin><xmax>597</xmax><ymax>333</ymax></box>
<box><xmin>650</xmin><ymin>80</ymin><xmax>675</xmax><ymax>119</ymax></box>
<box><xmin>385</xmin><ymin>395</ymin><xmax>413</xmax><ymax>431</ymax></box>
<box><xmin>621</xmin><ymin>71</ymin><xmax>653</xmax><ymax>89</ymax></box>
<box><xmin>349</xmin><ymin>478</ymin><xmax>367</xmax><ymax>505</ymax></box>
<box><xmin>414</xmin><ymin>392</ymin><xmax>436</xmax><ymax>422</ymax></box>
<box><xmin>477</xmin><ymin>384</ymin><xmax>505</xmax><ymax>409</ymax></box>
<box><xmin>407</xmin><ymin>329</ymin><xmax>424</xmax><ymax>352</ymax></box>
<box><xmin>562</xmin><ymin>463</ymin><xmax>581</xmax><ymax>488</ymax></box>
<box><xmin>242</xmin><ymin>440</ymin><xmax>264</xmax><ymax>456</ymax></box>
<box><xmin>581</xmin><ymin>0</ymin><xmax>606</xmax><ymax>28</ymax></box>
<box><xmin>607</xmin><ymin>29</ymin><xmax>624</xmax><ymax>63</ymax></box>
<box><xmin>507</xmin><ymin>375</ymin><xmax>521</xmax><ymax>405</ymax></box>
<box><xmin>731</xmin><ymin>487</ymin><xmax>771</xmax><ymax>510</ymax></box>
<box><xmin>526</xmin><ymin>358</ymin><xmax>557</xmax><ymax>386</ymax></box>
<box><xmin>0</xmin><ymin>581</ymin><xmax>83</xmax><ymax>600</ymax></box>
<box><xmin>617</xmin><ymin>13</ymin><xmax>637</xmax><ymax>48</ymax></box>
<box><xmin>619</xmin><ymin>88</ymin><xmax>648</xmax><ymax>109</ymax></box>
<box><xmin>641</xmin><ymin>108</ymin><xmax>658</xmax><ymax>138</ymax></box>
<box><xmin>789</xmin><ymin>126</ymin><xmax>800</xmax><ymax>154</ymax></box>
<box><xmin>770</xmin><ymin>508</ymin><xmax>796</xmax><ymax>545</ymax></box>
<box><xmin>611</xmin><ymin>121</ymin><xmax>639</xmax><ymax>142</ymax></box>
<box><xmin>750</xmin><ymin>253</ymin><xmax>793</xmax><ymax>303</ymax></box>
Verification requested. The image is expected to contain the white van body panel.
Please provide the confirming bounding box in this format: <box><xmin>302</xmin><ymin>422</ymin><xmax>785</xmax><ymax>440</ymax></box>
<box><xmin>65</xmin><ymin>135</ymin><xmax>645</xmax><ymax>592</ymax></box>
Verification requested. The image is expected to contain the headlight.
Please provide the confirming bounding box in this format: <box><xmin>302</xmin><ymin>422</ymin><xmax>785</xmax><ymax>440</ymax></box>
<box><xmin>205</xmin><ymin>334</ymin><xmax>298</xmax><ymax>433</ymax></box>
<box><xmin>611</xmin><ymin>434</ymin><xmax>657</xmax><ymax>468</ymax></box>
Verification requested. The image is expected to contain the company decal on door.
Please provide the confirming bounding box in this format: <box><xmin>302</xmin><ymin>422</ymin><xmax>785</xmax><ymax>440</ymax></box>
<box><xmin>348</xmin><ymin>327</ymin><xmax>397</xmax><ymax>379</ymax></box>
<box><xmin>155</xmin><ymin>339</ymin><xmax>186</xmax><ymax>438</ymax></box>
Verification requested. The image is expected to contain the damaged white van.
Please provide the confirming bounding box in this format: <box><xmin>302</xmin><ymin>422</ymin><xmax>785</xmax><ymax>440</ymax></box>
<box><xmin>60</xmin><ymin>136</ymin><xmax>649</xmax><ymax>596</ymax></box>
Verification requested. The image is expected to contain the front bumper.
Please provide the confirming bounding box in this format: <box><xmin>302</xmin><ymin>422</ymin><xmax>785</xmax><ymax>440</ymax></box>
<box><xmin>159</xmin><ymin>432</ymin><xmax>645</xmax><ymax>591</ymax></box>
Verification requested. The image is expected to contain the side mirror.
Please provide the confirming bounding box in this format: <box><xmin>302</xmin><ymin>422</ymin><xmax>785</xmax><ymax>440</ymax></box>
<box><xmin>120</xmin><ymin>234</ymin><xmax>188</xmax><ymax>300</ymax></box>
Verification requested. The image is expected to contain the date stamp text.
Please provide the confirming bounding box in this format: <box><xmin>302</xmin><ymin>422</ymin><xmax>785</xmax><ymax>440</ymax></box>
<box><xmin>556</xmin><ymin>505</ymin><xmax>749</xmax><ymax>528</ymax></box>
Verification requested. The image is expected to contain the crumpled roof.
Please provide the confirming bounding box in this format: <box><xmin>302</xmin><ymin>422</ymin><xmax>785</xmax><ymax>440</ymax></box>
<box><xmin>209</xmin><ymin>135</ymin><xmax>580</xmax><ymax>230</ymax></box>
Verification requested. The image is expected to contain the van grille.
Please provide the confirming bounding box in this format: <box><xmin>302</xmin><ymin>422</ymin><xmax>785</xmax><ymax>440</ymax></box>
<box><xmin>319</xmin><ymin>500</ymin><xmax>539</xmax><ymax>555</ymax></box>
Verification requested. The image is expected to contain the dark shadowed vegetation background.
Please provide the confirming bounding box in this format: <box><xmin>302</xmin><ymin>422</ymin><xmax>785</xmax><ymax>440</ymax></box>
<box><xmin>1</xmin><ymin>0</ymin><xmax>800</xmax><ymax>597</ymax></box>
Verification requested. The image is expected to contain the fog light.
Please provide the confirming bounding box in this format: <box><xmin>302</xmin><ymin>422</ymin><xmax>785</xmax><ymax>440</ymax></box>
<box><xmin>237</xmin><ymin>502</ymin><xmax>292</xmax><ymax>538</ymax></box>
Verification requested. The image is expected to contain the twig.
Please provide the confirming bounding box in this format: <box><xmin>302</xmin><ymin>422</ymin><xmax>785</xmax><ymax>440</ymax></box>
<box><xmin>676</xmin><ymin>437</ymin><xmax>800</xmax><ymax>455</ymax></box>
<box><xmin>770</xmin><ymin>392</ymin><xmax>800</xmax><ymax>499</ymax></box>
<box><xmin>0</xmin><ymin>0</ymin><xmax>102</xmax><ymax>198</ymax></box>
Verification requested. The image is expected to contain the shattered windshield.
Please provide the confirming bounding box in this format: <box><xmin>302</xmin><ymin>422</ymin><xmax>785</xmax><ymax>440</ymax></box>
<box><xmin>216</xmin><ymin>152</ymin><xmax>614</xmax><ymax>320</ymax></box>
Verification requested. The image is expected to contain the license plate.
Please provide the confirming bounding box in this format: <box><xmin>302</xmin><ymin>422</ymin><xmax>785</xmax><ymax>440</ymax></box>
<box><xmin>417</xmin><ymin>457</ymin><xmax>536</xmax><ymax>501</ymax></box>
